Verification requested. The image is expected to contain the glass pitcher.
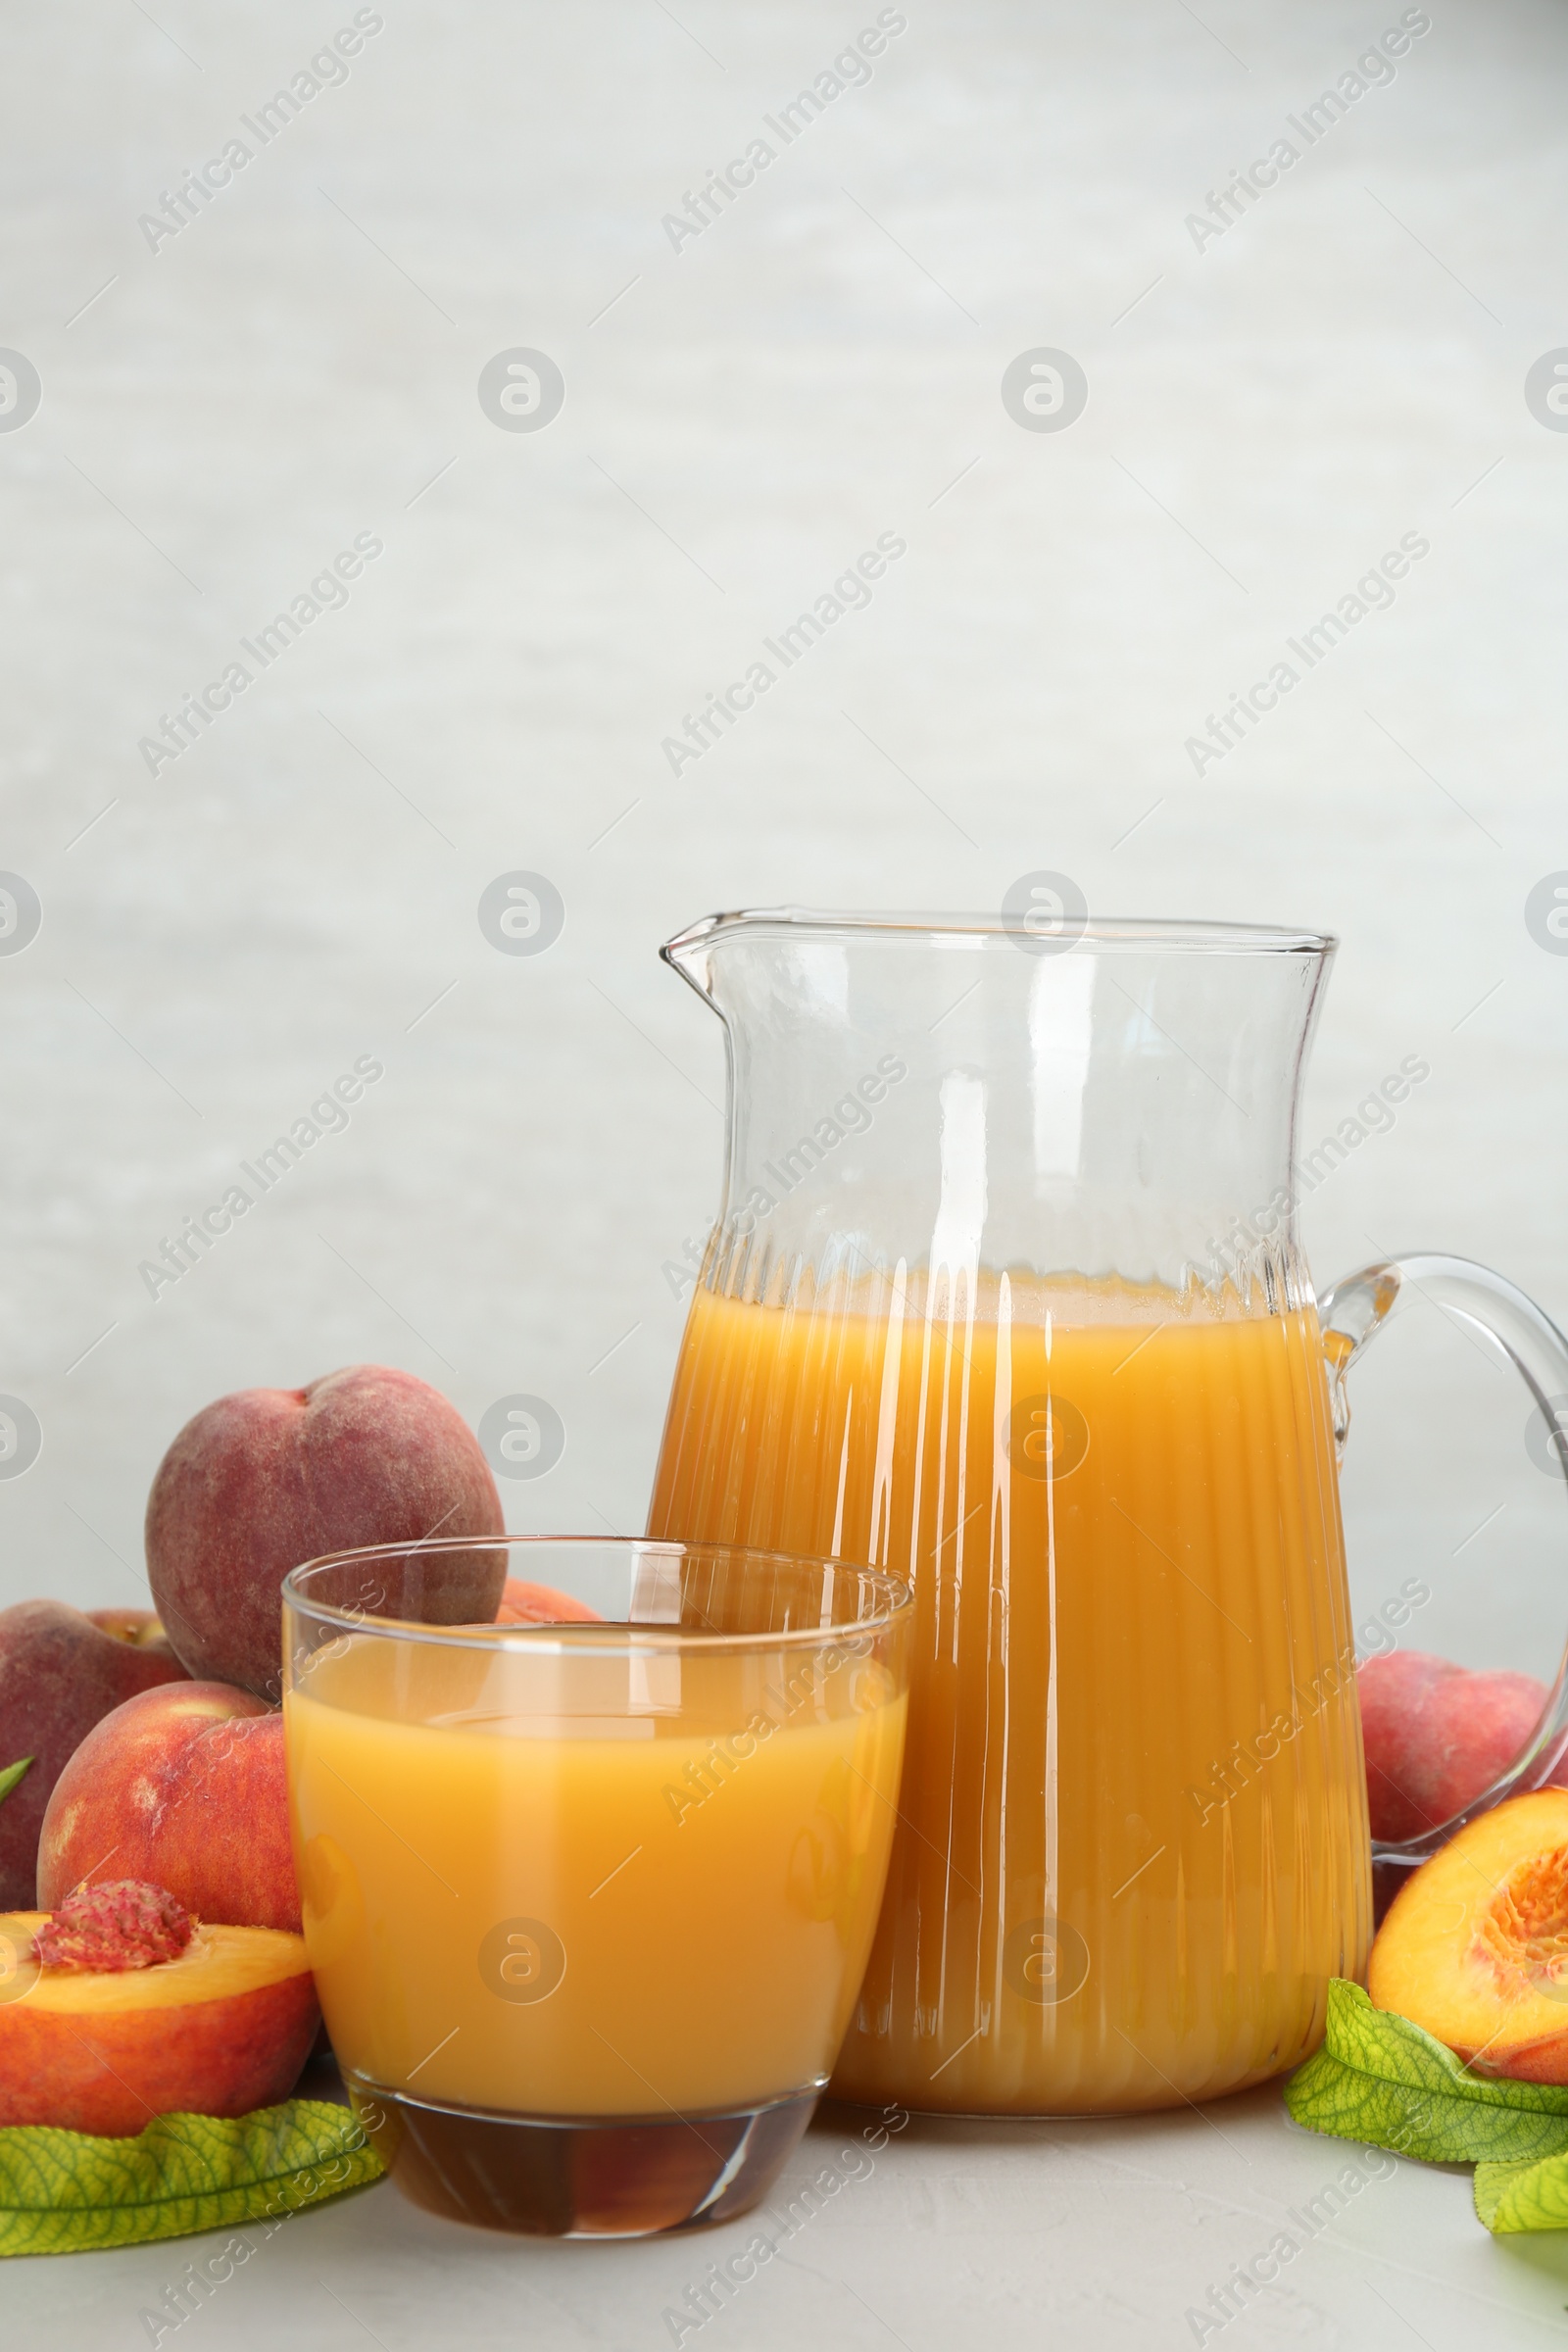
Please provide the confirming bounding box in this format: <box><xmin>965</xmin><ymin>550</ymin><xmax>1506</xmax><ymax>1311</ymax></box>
<box><xmin>646</xmin><ymin>908</ymin><xmax>1568</xmax><ymax>2116</ymax></box>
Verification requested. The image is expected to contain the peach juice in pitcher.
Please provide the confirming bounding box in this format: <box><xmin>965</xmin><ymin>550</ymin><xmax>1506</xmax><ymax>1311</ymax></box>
<box><xmin>648</xmin><ymin>908</ymin><xmax>1568</xmax><ymax>2114</ymax></box>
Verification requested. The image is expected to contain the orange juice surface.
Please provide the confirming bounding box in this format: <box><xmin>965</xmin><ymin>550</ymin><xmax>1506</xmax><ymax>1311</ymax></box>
<box><xmin>285</xmin><ymin>1638</ymin><xmax>906</xmax><ymax>2118</ymax></box>
<box><xmin>649</xmin><ymin>1275</ymin><xmax>1371</xmax><ymax>2114</ymax></box>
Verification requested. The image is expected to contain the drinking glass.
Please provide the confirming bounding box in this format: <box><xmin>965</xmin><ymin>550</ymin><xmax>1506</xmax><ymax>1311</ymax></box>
<box><xmin>282</xmin><ymin>1535</ymin><xmax>911</xmax><ymax>2236</ymax></box>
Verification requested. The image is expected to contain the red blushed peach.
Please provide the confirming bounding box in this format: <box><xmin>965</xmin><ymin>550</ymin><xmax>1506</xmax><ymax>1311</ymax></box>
<box><xmin>85</xmin><ymin>1607</ymin><xmax>183</xmax><ymax>1663</ymax></box>
<box><xmin>495</xmin><ymin>1578</ymin><xmax>603</xmax><ymax>1627</ymax></box>
<box><xmin>37</xmin><ymin>1683</ymin><xmax>299</xmax><ymax>1933</ymax></box>
<box><xmin>1369</xmin><ymin>1788</ymin><xmax>1568</xmax><ymax>2082</ymax></box>
<box><xmin>0</xmin><ymin>1909</ymin><xmax>318</xmax><ymax>2134</ymax></box>
<box><xmin>146</xmin><ymin>1366</ymin><xmax>507</xmax><ymax>1699</ymax></box>
<box><xmin>0</xmin><ymin>1600</ymin><xmax>191</xmax><ymax>1910</ymax></box>
<box><xmin>1358</xmin><ymin>1650</ymin><xmax>1557</xmax><ymax>1842</ymax></box>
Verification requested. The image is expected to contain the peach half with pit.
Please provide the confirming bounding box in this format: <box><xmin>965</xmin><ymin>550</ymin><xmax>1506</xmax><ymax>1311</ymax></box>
<box><xmin>1369</xmin><ymin>1788</ymin><xmax>1568</xmax><ymax>2082</ymax></box>
<box><xmin>0</xmin><ymin>1881</ymin><xmax>318</xmax><ymax>2134</ymax></box>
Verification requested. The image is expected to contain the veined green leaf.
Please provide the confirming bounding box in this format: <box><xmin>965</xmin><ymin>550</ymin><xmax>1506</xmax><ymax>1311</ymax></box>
<box><xmin>1284</xmin><ymin>1980</ymin><xmax>1568</xmax><ymax>2166</ymax></box>
<box><xmin>0</xmin><ymin>1759</ymin><xmax>33</xmax><ymax>1809</ymax></box>
<box><xmin>0</xmin><ymin>2098</ymin><xmax>383</xmax><ymax>2256</ymax></box>
<box><xmin>1475</xmin><ymin>2153</ymin><xmax>1568</xmax><ymax>2233</ymax></box>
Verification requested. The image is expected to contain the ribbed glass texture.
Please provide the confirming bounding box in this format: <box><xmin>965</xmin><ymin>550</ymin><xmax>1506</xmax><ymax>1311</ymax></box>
<box><xmin>648</xmin><ymin>911</ymin><xmax>1372</xmax><ymax>2115</ymax></box>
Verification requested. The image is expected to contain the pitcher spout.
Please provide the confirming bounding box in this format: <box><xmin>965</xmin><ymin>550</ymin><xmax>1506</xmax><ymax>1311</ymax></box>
<box><xmin>660</xmin><ymin>911</ymin><xmax>731</xmax><ymax>1004</ymax></box>
<box><xmin>662</xmin><ymin>906</ymin><xmax>845</xmax><ymax>1005</ymax></box>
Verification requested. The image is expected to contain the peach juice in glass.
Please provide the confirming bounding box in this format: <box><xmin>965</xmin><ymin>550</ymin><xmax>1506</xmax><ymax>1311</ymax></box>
<box><xmin>282</xmin><ymin>1535</ymin><xmax>910</xmax><ymax>2235</ymax></box>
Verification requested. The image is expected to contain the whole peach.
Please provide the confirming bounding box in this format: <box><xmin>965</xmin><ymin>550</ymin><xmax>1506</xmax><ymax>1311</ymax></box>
<box><xmin>146</xmin><ymin>1365</ymin><xmax>506</xmax><ymax>1698</ymax></box>
<box><xmin>0</xmin><ymin>1600</ymin><xmax>190</xmax><ymax>1909</ymax></box>
<box><xmin>85</xmin><ymin>1607</ymin><xmax>183</xmax><ymax>1664</ymax></box>
<box><xmin>1359</xmin><ymin>1649</ymin><xmax>1558</xmax><ymax>1842</ymax></box>
<box><xmin>37</xmin><ymin>1682</ymin><xmax>299</xmax><ymax>1932</ymax></box>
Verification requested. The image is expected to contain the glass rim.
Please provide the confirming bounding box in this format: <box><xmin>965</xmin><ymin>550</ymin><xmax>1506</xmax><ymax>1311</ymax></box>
<box><xmin>663</xmin><ymin>906</ymin><xmax>1336</xmax><ymax>959</ymax></box>
<box><xmin>281</xmin><ymin>1533</ymin><xmax>914</xmax><ymax>1656</ymax></box>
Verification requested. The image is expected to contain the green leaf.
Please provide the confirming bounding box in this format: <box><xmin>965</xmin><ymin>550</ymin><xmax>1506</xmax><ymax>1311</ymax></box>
<box><xmin>1475</xmin><ymin>2153</ymin><xmax>1568</xmax><ymax>2233</ymax></box>
<box><xmin>1284</xmin><ymin>1979</ymin><xmax>1568</xmax><ymax>2166</ymax></box>
<box><xmin>0</xmin><ymin>2097</ymin><xmax>383</xmax><ymax>2256</ymax></box>
<box><xmin>0</xmin><ymin>1760</ymin><xmax>32</xmax><ymax>1809</ymax></box>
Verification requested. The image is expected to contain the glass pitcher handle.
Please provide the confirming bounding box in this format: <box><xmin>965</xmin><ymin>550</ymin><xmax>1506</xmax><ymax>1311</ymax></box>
<box><xmin>1319</xmin><ymin>1252</ymin><xmax>1568</xmax><ymax>1884</ymax></box>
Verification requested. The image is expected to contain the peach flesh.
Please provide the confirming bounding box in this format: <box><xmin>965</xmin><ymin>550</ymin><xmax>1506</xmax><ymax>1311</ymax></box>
<box><xmin>1474</xmin><ymin>1847</ymin><xmax>1568</xmax><ymax>1992</ymax></box>
<box><xmin>0</xmin><ymin>1909</ymin><xmax>318</xmax><ymax>2133</ymax></box>
<box><xmin>1369</xmin><ymin>1788</ymin><xmax>1568</xmax><ymax>2082</ymax></box>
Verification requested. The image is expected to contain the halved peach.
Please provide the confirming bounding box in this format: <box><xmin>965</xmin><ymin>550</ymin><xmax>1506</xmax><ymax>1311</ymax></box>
<box><xmin>1369</xmin><ymin>1788</ymin><xmax>1568</xmax><ymax>2082</ymax></box>
<box><xmin>0</xmin><ymin>1909</ymin><xmax>319</xmax><ymax>2134</ymax></box>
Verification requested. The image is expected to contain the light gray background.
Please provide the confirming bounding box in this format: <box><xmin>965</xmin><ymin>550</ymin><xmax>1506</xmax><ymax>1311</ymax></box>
<box><xmin>4</xmin><ymin>1</ymin><xmax>1568</xmax><ymax>2343</ymax></box>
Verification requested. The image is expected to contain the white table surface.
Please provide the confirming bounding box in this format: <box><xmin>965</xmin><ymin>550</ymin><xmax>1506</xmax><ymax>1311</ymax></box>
<box><xmin>9</xmin><ymin>2064</ymin><xmax>1568</xmax><ymax>2352</ymax></box>
<box><xmin>5</xmin><ymin>0</ymin><xmax>1568</xmax><ymax>2342</ymax></box>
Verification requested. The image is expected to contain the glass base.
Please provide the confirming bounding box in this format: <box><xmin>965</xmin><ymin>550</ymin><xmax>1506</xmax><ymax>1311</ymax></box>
<box><xmin>345</xmin><ymin>2073</ymin><xmax>819</xmax><ymax>2238</ymax></box>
